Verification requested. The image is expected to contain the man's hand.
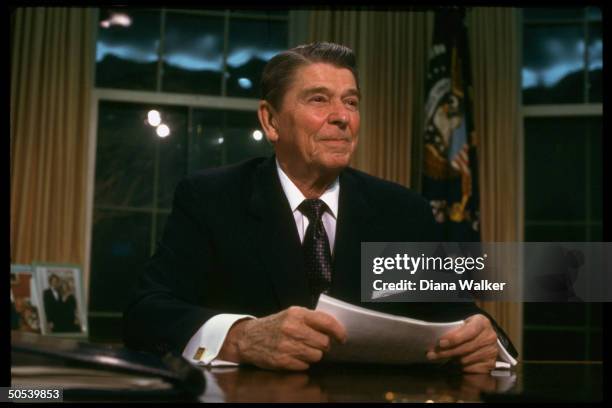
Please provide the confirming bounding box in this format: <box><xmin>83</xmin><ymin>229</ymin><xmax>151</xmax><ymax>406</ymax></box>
<box><xmin>426</xmin><ymin>314</ymin><xmax>498</xmax><ymax>373</ymax></box>
<box><xmin>219</xmin><ymin>306</ymin><xmax>347</xmax><ymax>371</ymax></box>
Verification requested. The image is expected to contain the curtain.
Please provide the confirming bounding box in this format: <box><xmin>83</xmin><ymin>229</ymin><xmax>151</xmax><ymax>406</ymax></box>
<box><xmin>309</xmin><ymin>10</ymin><xmax>434</xmax><ymax>188</ymax></box>
<box><xmin>468</xmin><ymin>8</ymin><xmax>523</xmax><ymax>356</ymax></box>
<box><xmin>10</xmin><ymin>8</ymin><xmax>94</xmax><ymax>290</ymax></box>
<box><xmin>309</xmin><ymin>8</ymin><xmax>523</xmax><ymax>356</ymax></box>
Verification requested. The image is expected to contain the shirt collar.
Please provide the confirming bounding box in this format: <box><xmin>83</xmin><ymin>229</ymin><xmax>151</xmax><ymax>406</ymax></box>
<box><xmin>276</xmin><ymin>158</ymin><xmax>339</xmax><ymax>219</ymax></box>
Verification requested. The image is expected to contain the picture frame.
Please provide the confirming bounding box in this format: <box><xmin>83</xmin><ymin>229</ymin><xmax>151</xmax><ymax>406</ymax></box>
<box><xmin>10</xmin><ymin>264</ymin><xmax>43</xmax><ymax>334</ymax></box>
<box><xmin>33</xmin><ymin>263</ymin><xmax>88</xmax><ymax>337</ymax></box>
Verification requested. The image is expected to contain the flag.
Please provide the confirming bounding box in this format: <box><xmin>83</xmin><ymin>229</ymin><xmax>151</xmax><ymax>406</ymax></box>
<box><xmin>422</xmin><ymin>7</ymin><xmax>480</xmax><ymax>242</ymax></box>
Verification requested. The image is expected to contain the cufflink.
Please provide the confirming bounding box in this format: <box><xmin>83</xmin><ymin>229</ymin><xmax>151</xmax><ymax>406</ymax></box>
<box><xmin>193</xmin><ymin>347</ymin><xmax>206</xmax><ymax>360</ymax></box>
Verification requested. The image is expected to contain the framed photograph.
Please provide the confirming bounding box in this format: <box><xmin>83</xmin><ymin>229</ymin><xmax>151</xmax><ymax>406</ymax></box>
<box><xmin>10</xmin><ymin>264</ymin><xmax>43</xmax><ymax>334</ymax></box>
<box><xmin>33</xmin><ymin>263</ymin><xmax>88</xmax><ymax>337</ymax></box>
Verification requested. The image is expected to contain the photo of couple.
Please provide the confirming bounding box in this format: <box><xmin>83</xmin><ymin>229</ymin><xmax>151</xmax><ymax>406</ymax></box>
<box><xmin>42</xmin><ymin>272</ymin><xmax>82</xmax><ymax>333</ymax></box>
<box><xmin>11</xmin><ymin>264</ymin><xmax>87</xmax><ymax>337</ymax></box>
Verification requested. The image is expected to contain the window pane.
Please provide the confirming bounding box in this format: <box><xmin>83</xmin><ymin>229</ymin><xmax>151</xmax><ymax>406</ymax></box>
<box><xmin>587</xmin><ymin>6</ymin><xmax>602</xmax><ymax>21</ymax></box>
<box><xmin>155</xmin><ymin>213</ymin><xmax>169</xmax><ymax>246</ymax></box>
<box><xmin>589</xmin><ymin>118</ymin><xmax>602</xmax><ymax>221</ymax></box>
<box><xmin>522</xmin><ymin>24</ymin><xmax>585</xmax><ymax>104</ymax></box>
<box><xmin>190</xmin><ymin>109</ymin><xmax>226</xmax><ymax>170</ymax></box>
<box><xmin>524</xmin><ymin>302</ymin><xmax>587</xmax><ymax>326</ymax></box>
<box><xmin>89</xmin><ymin>210</ymin><xmax>151</xmax><ymax>313</ymax></box>
<box><xmin>224</xmin><ymin>110</ymin><xmax>274</xmax><ymax>163</ymax></box>
<box><xmin>96</xmin><ymin>9</ymin><xmax>160</xmax><ymax>90</ymax></box>
<box><xmin>522</xmin><ymin>7</ymin><xmax>585</xmax><ymax>22</ymax></box>
<box><xmin>226</xmin><ymin>18</ymin><xmax>288</xmax><ymax>98</ymax></box>
<box><xmin>590</xmin><ymin>303</ymin><xmax>602</xmax><ymax>328</ymax></box>
<box><xmin>590</xmin><ymin>330</ymin><xmax>602</xmax><ymax>360</ymax></box>
<box><xmin>523</xmin><ymin>329</ymin><xmax>586</xmax><ymax>360</ymax></box>
<box><xmin>525</xmin><ymin>117</ymin><xmax>587</xmax><ymax>221</ymax></box>
<box><xmin>162</xmin><ymin>13</ymin><xmax>224</xmax><ymax>95</ymax></box>
<box><xmin>587</xmin><ymin>22</ymin><xmax>602</xmax><ymax>103</ymax></box>
<box><xmin>590</xmin><ymin>225</ymin><xmax>602</xmax><ymax>241</ymax></box>
<box><xmin>95</xmin><ymin>101</ymin><xmax>157</xmax><ymax>208</ymax></box>
<box><xmin>190</xmin><ymin>109</ymin><xmax>273</xmax><ymax>171</ymax></box>
<box><xmin>525</xmin><ymin>225</ymin><xmax>587</xmax><ymax>242</ymax></box>
<box><xmin>156</xmin><ymin>106</ymin><xmax>188</xmax><ymax>209</ymax></box>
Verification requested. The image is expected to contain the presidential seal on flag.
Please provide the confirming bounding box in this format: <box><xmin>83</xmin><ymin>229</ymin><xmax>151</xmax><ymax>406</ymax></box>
<box><xmin>422</xmin><ymin>8</ymin><xmax>480</xmax><ymax>239</ymax></box>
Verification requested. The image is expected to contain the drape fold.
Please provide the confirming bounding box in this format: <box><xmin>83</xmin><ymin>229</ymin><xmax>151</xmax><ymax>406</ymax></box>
<box><xmin>10</xmin><ymin>8</ymin><xmax>94</xmax><ymax>285</ymax></box>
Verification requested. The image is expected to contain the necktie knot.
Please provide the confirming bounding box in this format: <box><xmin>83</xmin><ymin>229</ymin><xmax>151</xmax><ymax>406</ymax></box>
<box><xmin>298</xmin><ymin>199</ymin><xmax>328</xmax><ymax>222</ymax></box>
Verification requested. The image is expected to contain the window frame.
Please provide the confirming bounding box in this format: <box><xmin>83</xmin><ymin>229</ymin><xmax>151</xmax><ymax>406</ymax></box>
<box><xmin>519</xmin><ymin>7</ymin><xmax>603</xmax><ymax>361</ymax></box>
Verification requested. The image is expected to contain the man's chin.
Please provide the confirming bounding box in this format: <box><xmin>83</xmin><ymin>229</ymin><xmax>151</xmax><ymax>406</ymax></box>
<box><xmin>318</xmin><ymin>152</ymin><xmax>352</xmax><ymax>171</ymax></box>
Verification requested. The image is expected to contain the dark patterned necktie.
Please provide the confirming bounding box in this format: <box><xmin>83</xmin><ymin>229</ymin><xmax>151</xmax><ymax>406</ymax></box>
<box><xmin>298</xmin><ymin>199</ymin><xmax>333</xmax><ymax>307</ymax></box>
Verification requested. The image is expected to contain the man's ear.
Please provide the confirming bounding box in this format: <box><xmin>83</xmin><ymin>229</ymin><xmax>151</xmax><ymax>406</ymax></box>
<box><xmin>257</xmin><ymin>101</ymin><xmax>279</xmax><ymax>144</ymax></box>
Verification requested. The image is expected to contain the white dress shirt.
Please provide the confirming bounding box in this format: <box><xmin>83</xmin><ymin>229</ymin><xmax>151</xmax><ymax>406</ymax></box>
<box><xmin>182</xmin><ymin>159</ymin><xmax>516</xmax><ymax>368</ymax></box>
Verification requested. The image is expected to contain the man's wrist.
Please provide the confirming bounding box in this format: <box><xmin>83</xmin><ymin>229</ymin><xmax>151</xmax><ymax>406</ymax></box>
<box><xmin>218</xmin><ymin>318</ymin><xmax>250</xmax><ymax>363</ymax></box>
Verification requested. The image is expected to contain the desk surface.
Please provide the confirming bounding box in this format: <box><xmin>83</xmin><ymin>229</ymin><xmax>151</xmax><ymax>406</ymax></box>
<box><xmin>199</xmin><ymin>361</ymin><xmax>602</xmax><ymax>403</ymax></box>
<box><xmin>11</xmin><ymin>331</ymin><xmax>603</xmax><ymax>403</ymax></box>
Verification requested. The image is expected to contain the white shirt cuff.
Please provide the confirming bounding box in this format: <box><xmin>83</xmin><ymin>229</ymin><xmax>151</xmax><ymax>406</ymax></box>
<box><xmin>495</xmin><ymin>338</ymin><xmax>518</xmax><ymax>368</ymax></box>
<box><xmin>182</xmin><ymin>314</ymin><xmax>255</xmax><ymax>366</ymax></box>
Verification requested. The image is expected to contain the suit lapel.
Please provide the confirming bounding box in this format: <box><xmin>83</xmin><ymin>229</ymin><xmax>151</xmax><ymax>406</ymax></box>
<box><xmin>247</xmin><ymin>157</ymin><xmax>312</xmax><ymax>309</ymax></box>
<box><xmin>331</xmin><ymin>170</ymin><xmax>376</xmax><ymax>300</ymax></box>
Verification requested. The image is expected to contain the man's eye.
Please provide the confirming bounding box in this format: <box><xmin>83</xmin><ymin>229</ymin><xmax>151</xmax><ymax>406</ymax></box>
<box><xmin>310</xmin><ymin>96</ymin><xmax>326</xmax><ymax>103</ymax></box>
<box><xmin>346</xmin><ymin>99</ymin><xmax>359</xmax><ymax>108</ymax></box>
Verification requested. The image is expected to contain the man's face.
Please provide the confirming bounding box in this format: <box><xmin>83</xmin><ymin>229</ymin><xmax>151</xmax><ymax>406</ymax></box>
<box><xmin>49</xmin><ymin>276</ymin><xmax>59</xmax><ymax>289</ymax></box>
<box><xmin>266</xmin><ymin>62</ymin><xmax>360</xmax><ymax>174</ymax></box>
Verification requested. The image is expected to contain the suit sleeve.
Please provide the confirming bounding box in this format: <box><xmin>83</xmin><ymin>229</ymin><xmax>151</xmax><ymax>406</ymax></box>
<box><xmin>123</xmin><ymin>178</ymin><xmax>228</xmax><ymax>355</ymax></box>
<box><xmin>43</xmin><ymin>290</ymin><xmax>55</xmax><ymax>326</ymax></box>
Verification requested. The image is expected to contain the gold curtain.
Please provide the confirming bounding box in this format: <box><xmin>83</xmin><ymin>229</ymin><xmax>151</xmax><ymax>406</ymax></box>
<box><xmin>309</xmin><ymin>8</ymin><xmax>523</xmax><ymax>356</ymax></box>
<box><xmin>468</xmin><ymin>8</ymin><xmax>523</xmax><ymax>356</ymax></box>
<box><xmin>309</xmin><ymin>10</ymin><xmax>434</xmax><ymax>187</ymax></box>
<box><xmin>10</xmin><ymin>8</ymin><xmax>94</xmax><ymax>279</ymax></box>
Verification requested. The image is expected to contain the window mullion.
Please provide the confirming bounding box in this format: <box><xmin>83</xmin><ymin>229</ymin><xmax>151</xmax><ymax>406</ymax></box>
<box><xmin>157</xmin><ymin>10</ymin><xmax>167</xmax><ymax>93</ymax></box>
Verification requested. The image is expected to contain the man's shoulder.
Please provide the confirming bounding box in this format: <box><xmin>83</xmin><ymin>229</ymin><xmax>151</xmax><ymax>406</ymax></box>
<box><xmin>179</xmin><ymin>157</ymin><xmax>268</xmax><ymax>194</ymax></box>
<box><xmin>343</xmin><ymin>167</ymin><xmax>429</xmax><ymax>208</ymax></box>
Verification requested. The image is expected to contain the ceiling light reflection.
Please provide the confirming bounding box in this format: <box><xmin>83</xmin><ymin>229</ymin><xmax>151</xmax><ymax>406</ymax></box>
<box><xmin>156</xmin><ymin>124</ymin><xmax>170</xmax><ymax>138</ymax></box>
<box><xmin>147</xmin><ymin>110</ymin><xmax>161</xmax><ymax>126</ymax></box>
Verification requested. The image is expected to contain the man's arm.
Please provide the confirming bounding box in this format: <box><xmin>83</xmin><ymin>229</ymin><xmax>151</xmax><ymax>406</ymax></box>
<box><xmin>123</xmin><ymin>177</ymin><xmax>347</xmax><ymax>370</ymax></box>
<box><xmin>218</xmin><ymin>306</ymin><xmax>347</xmax><ymax>371</ymax></box>
<box><xmin>123</xmin><ymin>178</ymin><xmax>230</xmax><ymax>355</ymax></box>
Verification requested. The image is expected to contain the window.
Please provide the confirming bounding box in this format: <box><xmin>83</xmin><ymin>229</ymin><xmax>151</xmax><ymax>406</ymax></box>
<box><xmin>95</xmin><ymin>8</ymin><xmax>288</xmax><ymax>95</ymax></box>
<box><xmin>89</xmin><ymin>8</ymin><xmax>287</xmax><ymax>340</ymax></box>
<box><xmin>522</xmin><ymin>7</ymin><xmax>602</xmax><ymax>104</ymax></box>
<box><xmin>521</xmin><ymin>7</ymin><xmax>602</xmax><ymax>361</ymax></box>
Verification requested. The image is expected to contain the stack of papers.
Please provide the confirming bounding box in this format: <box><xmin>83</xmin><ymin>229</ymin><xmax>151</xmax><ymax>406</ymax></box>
<box><xmin>316</xmin><ymin>294</ymin><xmax>464</xmax><ymax>364</ymax></box>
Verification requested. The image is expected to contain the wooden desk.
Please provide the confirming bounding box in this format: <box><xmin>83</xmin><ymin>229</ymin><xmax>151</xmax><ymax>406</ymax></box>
<box><xmin>199</xmin><ymin>361</ymin><xmax>602</xmax><ymax>403</ymax></box>
<box><xmin>10</xmin><ymin>331</ymin><xmax>603</xmax><ymax>403</ymax></box>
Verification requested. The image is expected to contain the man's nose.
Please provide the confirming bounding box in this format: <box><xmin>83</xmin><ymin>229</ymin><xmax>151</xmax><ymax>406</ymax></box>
<box><xmin>328</xmin><ymin>102</ymin><xmax>349</xmax><ymax>128</ymax></box>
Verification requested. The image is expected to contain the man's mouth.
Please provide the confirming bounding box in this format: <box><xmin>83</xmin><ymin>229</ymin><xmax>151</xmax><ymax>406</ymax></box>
<box><xmin>319</xmin><ymin>137</ymin><xmax>351</xmax><ymax>143</ymax></box>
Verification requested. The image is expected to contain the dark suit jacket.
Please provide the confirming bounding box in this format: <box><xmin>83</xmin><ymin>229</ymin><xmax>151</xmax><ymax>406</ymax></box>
<box><xmin>123</xmin><ymin>156</ymin><xmax>517</xmax><ymax>359</ymax></box>
<box><xmin>43</xmin><ymin>288</ymin><xmax>64</xmax><ymax>332</ymax></box>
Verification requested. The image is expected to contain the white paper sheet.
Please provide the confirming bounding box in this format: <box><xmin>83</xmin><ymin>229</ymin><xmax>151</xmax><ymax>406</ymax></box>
<box><xmin>316</xmin><ymin>294</ymin><xmax>464</xmax><ymax>364</ymax></box>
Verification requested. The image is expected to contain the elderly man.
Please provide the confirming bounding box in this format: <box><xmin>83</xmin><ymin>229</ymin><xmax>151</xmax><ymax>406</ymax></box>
<box><xmin>123</xmin><ymin>42</ymin><xmax>517</xmax><ymax>372</ymax></box>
